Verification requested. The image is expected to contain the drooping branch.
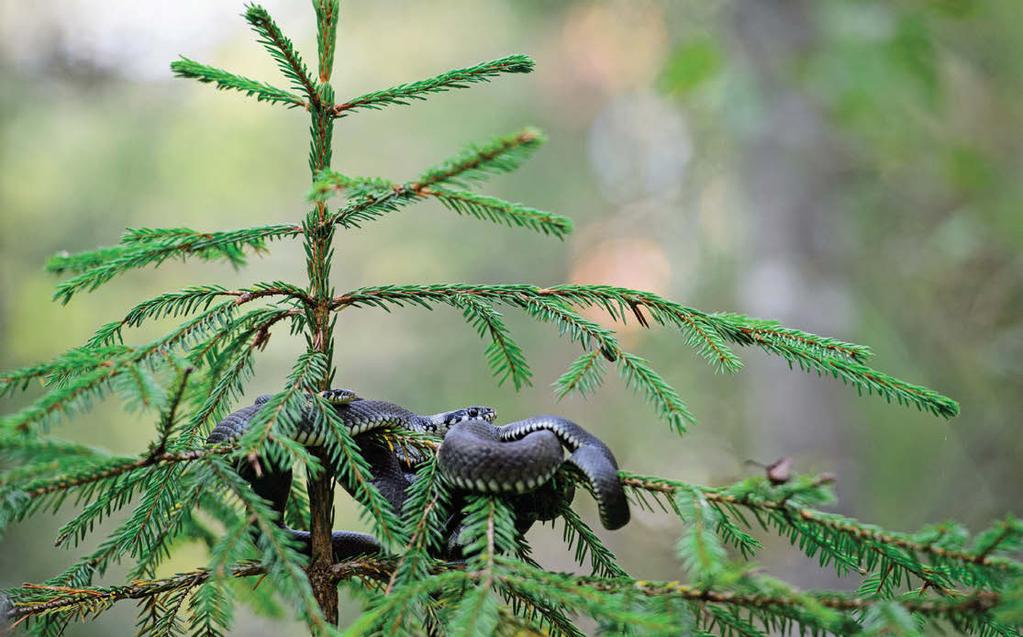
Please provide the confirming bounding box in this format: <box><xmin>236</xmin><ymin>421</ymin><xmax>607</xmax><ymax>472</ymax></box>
<box><xmin>331</xmin><ymin>283</ymin><xmax>959</xmax><ymax>419</ymax></box>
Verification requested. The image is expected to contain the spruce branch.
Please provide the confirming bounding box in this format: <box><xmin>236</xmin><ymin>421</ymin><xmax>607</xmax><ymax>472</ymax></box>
<box><xmin>386</xmin><ymin>456</ymin><xmax>451</xmax><ymax>592</ymax></box>
<box><xmin>119</xmin><ymin>224</ymin><xmax>301</xmax><ymax>246</ymax></box>
<box><xmin>554</xmin><ymin>349</ymin><xmax>607</xmax><ymax>398</ymax></box>
<box><xmin>370</xmin><ymin>451</ymin><xmax>456</xmax><ymax>633</ymax></box>
<box><xmin>333</xmin><ymin>54</ymin><xmax>534</xmax><ymax>117</ymax></box>
<box><xmin>582</xmin><ymin>576</ymin><xmax>1009</xmax><ymax>628</ymax></box>
<box><xmin>63</xmin><ymin>464</ymin><xmax>192</xmax><ymax>572</ymax></box>
<box><xmin>312</xmin><ymin>128</ymin><xmax>546</xmax><ymax>202</ymax></box>
<box><xmin>621</xmin><ymin>472</ymin><xmax>1023</xmax><ymax>589</ymax></box>
<box><xmin>177</xmin><ymin>349</ymin><xmax>256</xmax><ymax>447</ymax></box>
<box><xmin>674</xmin><ymin>487</ymin><xmax>729</xmax><ymax>583</ymax></box>
<box><xmin>332</xmin><ymin>283</ymin><xmax>958</xmax><ymax>420</ymax></box>
<box><xmin>418</xmin><ymin>127</ymin><xmax>546</xmax><ymax>190</ymax></box>
<box><xmin>45</xmin><ymin>246</ymin><xmax>128</xmax><ymax>276</ymax></box>
<box><xmin>448</xmin><ymin>496</ymin><xmax>517</xmax><ymax>635</ymax></box>
<box><xmin>307</xmin><ymin>82</ymin><xmax>335</xmax><ymax>177</ymax></box>
<box><xmin>429</xmin><ymin>187</ymin><xmax>573</xmax><ymax>239</ymax></box>
<box><xmin>307</xmin><ymin>128</ymin><xmax>552</xmax><ymax>240</ymax></box>
<box><xmin>500</xmin><ymin>583</ymin><xmax>587</xmax><ymax>637</ymax></box>
<box><xmin>170</xmin><ymin>57</ymin><xmax>306</xmax><ymax>108</ymax></box>
<box><xmin>308</xmin><ymin>170</ymin><xmax>572</xmax><ymax>238</ymax></box>
<box><xmin>11</xmin><ymin>443</ymin><xmax>234</xmax><ymax>504</ymax></box>
<box><xmin>0</xmin><ymin>346</ymin><xmax>129</xmax><ymax>399</ymax></box>
<box><xmin>333</xmin><ymin>284</ymin><xmax>699</xmax><ymax>430</ymax></box>
<box><xmin>4</xmin><ymin>556</ymin><xmax>399</xmax><ymax>625</ymax></box>
<box><xmin>616</xmin><ymin>352</ymin><xmax>695</xmax><ymax>434</ymax></box>
<box><xmin>431</xmin><ymin>188</ymin><xmax>576</xmax><ymax>240</ymax></box>
<box><xmin>49</xmin><ymin>224</ymin><xmax>300</xmax><ymax>304</ymax></box>
<box><xmin>117</xmin><ymin>282</ymin><xmax>309</xmax><ymax>332</ymax></box>
<box><xmin>1</xmin><ymin>302</ymin><xmax>239</xmax><ymax>433</ymax></box>
<box><xmin>559</xmin><ymin>506</ymin><xmax>628</xmax><ymax>578</ymax></box>
<box><xmin>5</xmin><ymin>563</ymin><xmax>262</xmax><ymax>624</ymax></box>
<box><xmin>454</xmin><ymin>295</ymin><xmax>533</xmax><ymax>390</ymax></box>
<box><xmin>711</xmin><ymin>313</ymin><xmax>873</xmax><ymax>363</ymax></box>
<box><xmin>498</xmin><ymin>559</ymin><xmax>1015</xmax><ymax>635</ymax></box>
<box><xmin>341</xmin><ymin>571</ymin><xmax>472</xmax><ymax>636</ymax></box>
<box><xmin>322</xmin><ymin>189</ymin><xmax>409</xmax><ymax>230</ymax></box>
<box><xmin>243</xmin><ymin>4</ymin><xmax>320</xmax><ymax>108</ymax></box>
<box><xmin>496</xmin><ymin>563</ymin><xmax>675</xmax><ymax>632</ymax></box>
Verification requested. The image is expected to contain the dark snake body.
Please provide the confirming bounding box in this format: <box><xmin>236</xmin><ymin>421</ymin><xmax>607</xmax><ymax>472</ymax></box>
<box><xmin>207</xmin><ymin>391</ymin><xmax>629</xmax><ymax>559</ymax></box>
<box><xmin>439</xmin><ymin>416</ymin><xmax>629</xmax><ymax>530</ymax></box>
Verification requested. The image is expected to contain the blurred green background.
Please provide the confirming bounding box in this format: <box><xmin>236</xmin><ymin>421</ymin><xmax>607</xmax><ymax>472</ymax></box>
<box><xmin>1</xmin><ymin>0</ymin><xmax>1020</xmax><ymax>633</ymax></box>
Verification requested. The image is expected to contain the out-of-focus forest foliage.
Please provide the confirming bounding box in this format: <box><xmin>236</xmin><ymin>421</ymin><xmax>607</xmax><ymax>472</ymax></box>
<box><xmin>1</xmin><ymin>0</ymin><xmax>1020</xmax><ymax>634</ymax></box>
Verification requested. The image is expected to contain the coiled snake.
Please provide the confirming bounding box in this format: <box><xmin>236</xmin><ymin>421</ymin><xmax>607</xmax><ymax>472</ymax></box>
<box><xmin>207</xmin><ymin>389</ymin><xmax>629</xmax><ymax>559</ymax></box>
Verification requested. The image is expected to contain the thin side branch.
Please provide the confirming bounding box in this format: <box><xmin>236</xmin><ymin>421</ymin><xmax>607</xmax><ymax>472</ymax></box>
<box><xmin>332</xmin><ymin>55</ymin><xmax>534</xmax><ymax>117</ymax></box>
<box><xmin>170</xmin><ymin>57</ymin><xmax>306</xmax><ymax>108</ymax></box>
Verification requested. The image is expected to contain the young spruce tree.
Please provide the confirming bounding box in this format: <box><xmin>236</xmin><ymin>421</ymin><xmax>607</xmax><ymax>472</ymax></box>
<box><xmin>2</xmin><ymin>3</ymin><xmax>1021</xmax><ymax>636</ymax></box>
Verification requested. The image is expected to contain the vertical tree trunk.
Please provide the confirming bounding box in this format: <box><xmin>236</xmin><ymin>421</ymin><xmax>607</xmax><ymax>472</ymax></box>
<box><xmin>306</xmin><ymin>17</ymin><xmax>340</xmax><ymax>619</ymax></box>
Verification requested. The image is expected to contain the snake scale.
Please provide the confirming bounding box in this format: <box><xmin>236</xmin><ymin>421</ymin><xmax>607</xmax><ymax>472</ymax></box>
<box><xmin>207</xmin><ymin>389</ymin><xmax>629</xmax><ymax>559</ymax></box>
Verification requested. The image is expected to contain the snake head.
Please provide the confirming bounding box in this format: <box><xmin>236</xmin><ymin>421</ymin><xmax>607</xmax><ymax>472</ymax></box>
<box><xmin>320</xmin><ymin>388</ymin><xmax>360</xmax><ymax>405</ymax></box>
<box><xmin>466</xmin><ymin>406</ymin><xmax>496</xmax><ymax>423</ymax></box>
<box><xmin>426</xmin><ymin>405</ymin><xmax>496</xmax><ymax>434</ymax></box>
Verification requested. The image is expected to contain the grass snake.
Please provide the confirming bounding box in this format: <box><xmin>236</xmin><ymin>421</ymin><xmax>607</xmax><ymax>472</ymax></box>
<box><xmin>206</xmin><ymin>389</ymin><xmax>629</xmax><ymax>559</ymax></box>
